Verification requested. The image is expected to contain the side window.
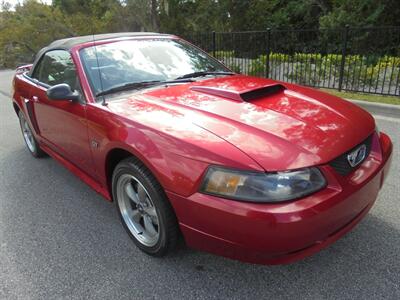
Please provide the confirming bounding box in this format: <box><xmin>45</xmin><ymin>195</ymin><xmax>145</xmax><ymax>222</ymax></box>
<box><xmin>32</xmin><ymin>50</ymin><xmax>79</xmax><ymax>91</ymax></box>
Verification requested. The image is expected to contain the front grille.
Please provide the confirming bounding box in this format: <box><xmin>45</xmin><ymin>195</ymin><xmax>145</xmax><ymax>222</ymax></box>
<box><xmin>329</xmin><ymin>134</ymin><xmax>373</xmax><ymax>176</ymax></box>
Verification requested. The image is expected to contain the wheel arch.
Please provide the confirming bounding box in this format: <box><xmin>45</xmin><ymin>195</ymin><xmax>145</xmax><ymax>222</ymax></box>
<box><xmin>104</xmin><ymin>147</ymin><xmax>164</xmax><ymax>202</ymax></box>
<box><xmin>105</xmin><ymin>148</ymin><xmax>133</xmax><ymax>199</ymax></box>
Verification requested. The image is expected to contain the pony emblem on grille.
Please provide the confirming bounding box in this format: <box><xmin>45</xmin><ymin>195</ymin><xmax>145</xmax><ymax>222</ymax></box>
<box><xmin>347</xmin><ymin>144</ymin><xmax>367</xmax><ymax>167</ymax></box>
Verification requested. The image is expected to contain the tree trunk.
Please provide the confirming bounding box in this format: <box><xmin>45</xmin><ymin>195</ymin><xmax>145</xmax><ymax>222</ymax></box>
<box><xmin>150</xmin><ymin>0</ymin><xmax>160</xmax><ymax>31</ymax></box>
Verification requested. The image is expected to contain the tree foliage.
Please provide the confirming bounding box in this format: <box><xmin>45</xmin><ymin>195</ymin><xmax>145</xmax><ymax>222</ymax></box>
<box><xmin>0</xmin><ymin>0</ymin><xmax>398</xmax><ymax>67</ymax></box>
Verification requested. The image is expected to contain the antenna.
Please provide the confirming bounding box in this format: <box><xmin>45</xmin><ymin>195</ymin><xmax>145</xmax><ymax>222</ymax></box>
<box><xmin>92</xmin><ymin>33</ymin><xmax>107</xmax><ymax>106</ymax></box>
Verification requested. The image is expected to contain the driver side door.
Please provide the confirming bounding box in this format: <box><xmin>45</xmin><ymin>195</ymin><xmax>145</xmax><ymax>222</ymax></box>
<box><xmin>29</xmin><ymin>50</ymin><xmax>94</xmax><ymax>175</ymax></box>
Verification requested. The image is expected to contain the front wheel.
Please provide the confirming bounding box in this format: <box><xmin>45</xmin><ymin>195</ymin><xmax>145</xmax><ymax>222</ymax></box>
<box><xmin>18</xmin><ymin>111</ymin><xmax>46</xmax><ymax>158</ymax></box>
<box><xmin>112</xmin><ymin>157</ymin><xmax>179</xmax><ymax>256</ymax></box>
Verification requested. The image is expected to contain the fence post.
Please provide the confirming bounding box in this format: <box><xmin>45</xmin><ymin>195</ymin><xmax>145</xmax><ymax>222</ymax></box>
<box><xmin>265</xmin><ymin>28</ymin><xmax>271</xmax><ymax>78</ymax></box>
<box><xmin>212</xmin><ymin>31</ymin><xmax>216</xmax><ymax>57</ymax></box>
<box><xmin>338</xmin><ymin>25</ymin><xmax>349</xmax><ymax>91</ymax></box>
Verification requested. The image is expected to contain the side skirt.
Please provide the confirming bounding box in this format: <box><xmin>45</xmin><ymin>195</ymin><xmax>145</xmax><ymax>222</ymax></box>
<box><xmin>40</xmin><ymin>143</ymin><xmax>112</xmax><ymax>201</ymax></box>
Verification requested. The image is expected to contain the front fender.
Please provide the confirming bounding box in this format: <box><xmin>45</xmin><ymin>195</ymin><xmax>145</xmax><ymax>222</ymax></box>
<box><xmin>86</xmin><ymin>102</ymin><xmax>261</xmax><ymax>197</ymax></box>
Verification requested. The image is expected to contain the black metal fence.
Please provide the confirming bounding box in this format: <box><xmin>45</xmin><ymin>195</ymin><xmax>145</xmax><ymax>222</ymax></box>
<box><xmin>183</xmin><ymin>26</ymin><xmax>400</xmax><ymax>96</ymax></box>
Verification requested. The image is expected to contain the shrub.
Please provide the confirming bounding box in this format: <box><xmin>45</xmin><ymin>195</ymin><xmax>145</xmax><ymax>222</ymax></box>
<box><xmin>248</xmin><ymin>52</ymin><xmax>399</xmax><ymax>90</ymax></box>
<box><xmin>212</xmin><ymin>50</ymin><xmax>235</xmax><ymax>59</ymax></box>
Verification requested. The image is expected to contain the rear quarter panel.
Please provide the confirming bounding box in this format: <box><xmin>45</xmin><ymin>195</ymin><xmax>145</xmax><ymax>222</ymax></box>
<box><xmin>12</xmin><ymin>73</ymin><xmax>31</xmax><ymax>111</ymax></box>
<box><xmin>12</xmin><ymin>73</ymin><xmax>38</xmax><ymax>132</ymax></box>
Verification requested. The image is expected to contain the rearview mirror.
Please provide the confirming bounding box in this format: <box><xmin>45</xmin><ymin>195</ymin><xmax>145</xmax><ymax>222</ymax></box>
<box><xmin>46</xmin><ymin>84</ymin><xmax>80</xmax><ymax>102</ymax></box>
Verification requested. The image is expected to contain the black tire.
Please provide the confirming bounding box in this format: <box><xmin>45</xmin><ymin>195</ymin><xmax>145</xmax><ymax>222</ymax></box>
<box><xmin>18</xmin><ymin>111</ymin><xmax>46</xmax><ymax>158</ymax></box>
<box><xmin>112</xmin><ymin>157</ymin><xmax>179</xmax><ymax>256</ymax></box>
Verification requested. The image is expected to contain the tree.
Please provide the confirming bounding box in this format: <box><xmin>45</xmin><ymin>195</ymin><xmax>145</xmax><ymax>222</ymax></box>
<box><xmin>1</xmin><ymin>0</ymin><xmax>399</xmax><ymax>68</ymax></box>
<box><xmin>0</xmin><ymin>0</ymin><xmax>73</xmax><ymax>66</ymax></box>
<box><xmin>319</xmin><ymin>0</ymin><xmax>400</xmax><ymax>28</ymax></box>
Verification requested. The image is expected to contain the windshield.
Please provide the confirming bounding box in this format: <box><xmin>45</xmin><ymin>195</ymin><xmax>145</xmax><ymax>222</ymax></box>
<box><xmin>80</xmin><ymin>38</ymin><xmax>230</xmax><ymax>96</ymax></box>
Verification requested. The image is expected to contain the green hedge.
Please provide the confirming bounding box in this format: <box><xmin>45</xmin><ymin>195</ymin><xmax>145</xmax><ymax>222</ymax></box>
<box><xmin>248</xmin><ymin>53</ymin><xmax>400</xmax><ymax>88</ymax></box>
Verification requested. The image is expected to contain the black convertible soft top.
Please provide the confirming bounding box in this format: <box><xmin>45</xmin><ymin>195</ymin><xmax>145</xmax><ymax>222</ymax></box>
<box><xmin>29</xmin><ymin>32</ymin><xmax>173</xmax><ymax>75</ymax></box>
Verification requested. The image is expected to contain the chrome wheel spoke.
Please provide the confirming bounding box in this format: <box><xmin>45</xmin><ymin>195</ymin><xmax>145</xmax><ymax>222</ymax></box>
<box><xmin>144</xmin><ymin>207</ymin><xmax>159</xmax><ymax>225</ymax></box>
<box><xmin>137</xmin><ymin>184</ymin><xmax>147</xmax><ymax>203</ymax></box>
<box><xmin>125</xmin><ymin>183</ymin><xmax>139</xmax><ymax>204</ymax></box>
<box><xmin>143</xmin><ymin>215</ymin><xmax>157</xmax><ymax>236</ymax></box>
<box><xmin>130</xmin><ymin>209</ymin><xmax>142</xmax><ymax>223</ymax></box>
<box><xmin>144</xmin><ymin>206</ymin><xmax>157</xmax><ymax>217</ymax></box>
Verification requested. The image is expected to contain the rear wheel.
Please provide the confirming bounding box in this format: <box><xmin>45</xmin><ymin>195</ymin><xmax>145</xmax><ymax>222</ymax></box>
<box><xmin>18</xmin><ymin>111</ymin><xmax>46</xmax><ymax>158</ymax></box>
<box><xmin>112</xmin><ymin>157</ymin><xmax>179</xmax><ymax>256</ymax></box>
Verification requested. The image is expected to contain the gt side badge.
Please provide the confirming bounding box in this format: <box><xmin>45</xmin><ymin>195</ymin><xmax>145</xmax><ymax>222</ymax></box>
<box><xmin>91</xmin><ymin>140</ymin><xmax>99</xmax><ymax>149</ymax></box>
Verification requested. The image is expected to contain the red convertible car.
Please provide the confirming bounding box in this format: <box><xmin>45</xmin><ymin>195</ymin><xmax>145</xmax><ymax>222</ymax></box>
<box><xmin>12</xmin><ymin>33</ymin><xmax>392</xmax><ymax>265</ymax></box>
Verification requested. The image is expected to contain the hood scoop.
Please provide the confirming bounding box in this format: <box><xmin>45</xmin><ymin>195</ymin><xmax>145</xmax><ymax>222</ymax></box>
<box><xmin>190</xmin><ymin>83</ymin><xmax>286</xmax><ymax>102</ymax></box>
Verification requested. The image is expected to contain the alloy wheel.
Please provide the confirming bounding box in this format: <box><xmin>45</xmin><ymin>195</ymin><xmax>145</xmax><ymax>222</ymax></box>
<box><xmin>21</xmin><ymin>116</ymin><xmax>36</xmax><ymax>153</ymax></box>
<box><xmin>116</xmin><ymin>174</ymin><xmax>160</xmax><ymax>247</ymax></box>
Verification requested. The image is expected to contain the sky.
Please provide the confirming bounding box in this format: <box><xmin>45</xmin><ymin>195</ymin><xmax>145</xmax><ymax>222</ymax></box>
<box><xmin>2</xmin><ymin>0</ymin><xmax>52</xmax><ymax>10</ymax></box>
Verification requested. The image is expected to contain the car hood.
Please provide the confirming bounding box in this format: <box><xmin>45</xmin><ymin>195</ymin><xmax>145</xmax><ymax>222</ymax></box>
<box><xmin>107</xmin><ymin>75</ymin><xmax>375</xmax><ymax>171</ymax></box>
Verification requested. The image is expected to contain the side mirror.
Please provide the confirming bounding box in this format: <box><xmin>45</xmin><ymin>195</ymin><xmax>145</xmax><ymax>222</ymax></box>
<box><xmin>46</xmin><ymin>84</ymin><xmax>80</xmax><ymax>102</ymax></box>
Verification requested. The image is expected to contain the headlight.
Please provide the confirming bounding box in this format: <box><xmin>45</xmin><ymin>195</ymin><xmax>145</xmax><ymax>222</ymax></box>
<box><xmin>200</xmin><ymin>166</ymin><xmax>326</xmax><ymax>203</ymax></box>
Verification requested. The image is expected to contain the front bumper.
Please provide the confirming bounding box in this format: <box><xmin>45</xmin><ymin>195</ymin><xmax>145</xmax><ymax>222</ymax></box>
<box><xmin>167</xmin><ymin>132</ymin><xmax>393</xmax><ymax>265</ymax></box>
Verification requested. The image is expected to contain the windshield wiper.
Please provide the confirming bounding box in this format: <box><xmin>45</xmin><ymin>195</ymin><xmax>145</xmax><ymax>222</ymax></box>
<box><xmin>96</xmin><ymin>72</ymin><xmax>234</xmax><ymax>98</ymax></box>
<box><xmin>175</xmin><ymin>71</ymin><xmax>235</xmax><ymax>80</ymax></box>
<box><xmin>95</xmin><ymin>79</ymin><xmax>194</xmax><ymax>97</ymax></box>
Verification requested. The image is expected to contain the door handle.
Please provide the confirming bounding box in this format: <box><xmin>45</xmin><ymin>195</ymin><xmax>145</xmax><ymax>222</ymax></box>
<box><xmin>32</xmin><ymin>96</ymin><xmax>39</xmax><ymax>102</ymax></box>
